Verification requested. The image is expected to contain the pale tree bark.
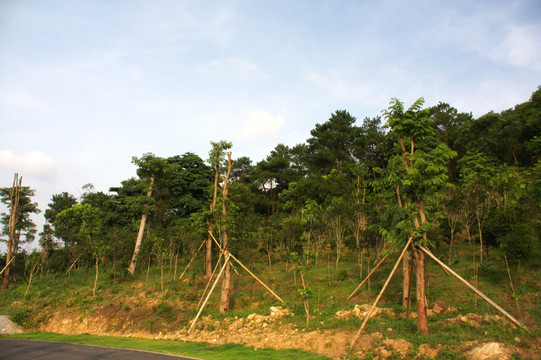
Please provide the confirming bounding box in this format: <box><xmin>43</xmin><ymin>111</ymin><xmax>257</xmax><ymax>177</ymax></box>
<box><xmin>219</xmin><ymin>152</ymin><xmax>233</xmax><ymax>313</ymax></box>
<box><xmin>414</xmin><ymin>248</ymin><xmax>429</xmax><ymax>335</ymax></box>
<box><xmin>128</xmin><ymin>173</ymin><xmax>155</xmax><ymax>275</ymax></box>
<box><xmin>206</xmin><ymin>149</ymin><xmax>221</xmax><ymax>277</ymax></box>
<box><xmin>3</xmin><ymin>173</ymin><xmax>22</xmax><ymax>290</ymax></box>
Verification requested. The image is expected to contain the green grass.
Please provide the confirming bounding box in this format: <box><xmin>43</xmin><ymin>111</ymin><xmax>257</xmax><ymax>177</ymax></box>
<box><xmin>1</xmin><ymin>244</ymin><xmax>539</xmax><ymax>359</ymax></box>
<box><xmin>1</xmin><ymin>332</ymin><xmax>330</xmax><ymax>360</ymax></box>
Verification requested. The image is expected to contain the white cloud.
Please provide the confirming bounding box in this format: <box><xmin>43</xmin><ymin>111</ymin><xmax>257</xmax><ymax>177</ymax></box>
<box><xmin>488</xmin><ymin>25</ymin><xmax>541</xmax><ymax>70</ymax></box>
<box><xmin>240</xmin><ymin>110</ymin><xmax>285</xmax><ymax>140</ymax></box>
<box><xmin>0</xmin><ymin>150</ymin><xmax>55</xmax><ymax>176</ymax></box>
<box><xmin>199</xmin><ymin>58</ymin><xmax>261</xmax><ymax>78</ymax></box>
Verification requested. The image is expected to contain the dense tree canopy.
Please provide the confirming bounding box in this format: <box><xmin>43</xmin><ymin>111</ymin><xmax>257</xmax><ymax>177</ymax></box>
<box><xmin>2</xmin><ymin>88</ymin><xmax>540</xmax><ymax>321</ymax></box>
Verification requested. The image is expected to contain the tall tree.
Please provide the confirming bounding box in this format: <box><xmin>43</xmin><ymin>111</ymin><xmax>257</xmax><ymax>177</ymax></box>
<box><xmin>206</xmin><ymin>140</ymin><xmax>232</xmax><ymax>277</ymax></box>
<box><xmin>307</xmin><ymin>110</ymin><xmax>363</xmax><ymax>175</ymax></box>
<box><xmin>1</xmin><ymin>178</ymin><xmax>41</xmax><ymax>289</ymax></box>
<box><xmin>219</xmin><ymin>152</ymin><xmax>234</xmax><ymax>313</ymax></box>
<box><xmin>44</xmin><ymin>192</ymin><xmax>78</xmax><ymax>225</ymax></box>
<box><xmin>128</xmin><ymin>153</ymin><xmax>171</xmax><ymax>275</ymax></box>
<box><xmin>382</xmin><ymin>97</ymin><xmax>456</xmax><ymax>335</ymax></box>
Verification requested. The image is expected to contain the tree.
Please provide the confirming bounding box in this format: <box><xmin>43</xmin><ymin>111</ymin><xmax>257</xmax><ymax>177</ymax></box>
<box><xmin>219</xmin><ymin>151</ymin><xmax>234</xmax><ymax>313</ymax></box>
<box><xmin>381</xmin><ymin>97</ymin><xmax>456</xmax><ymax>335</ymax></box>
<box><xmin>44</xmin><ymin>192</ymin><xmax>78</xmax><ymax>225</ymax></box>
<box><xmin>206</xmin><ymin>140</ymin><xmax>232</xmax><ymax>277</ymax></box>
<box><xmin>307</xmin><ymin>110</ymin><xmax>363</xmax><ymax>175</ymax></box>
<box><xmin>1</xmin><ymin>177</ymin><xmax>40</xmax><ymax>289</ymax></box>
<box><xmin>167</xmin><ymin>153</ymin><xmax>213</xmax><ymax>219</ymax></box>
<box><xmin>458</xmin><ymin>152</ymin><xmax>497</xmax><ymax>262</ymax></box>
<box><xmin>128</xmin><ymin>153</ymin><xmax>171</xmax><ymax>275</ymax></box>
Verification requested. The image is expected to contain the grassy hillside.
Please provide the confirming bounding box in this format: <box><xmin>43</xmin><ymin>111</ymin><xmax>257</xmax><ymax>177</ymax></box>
<box><xmin>1</xmin><ymin>243</ymin><xmax>540</xmax><ymax>359</ymax></box>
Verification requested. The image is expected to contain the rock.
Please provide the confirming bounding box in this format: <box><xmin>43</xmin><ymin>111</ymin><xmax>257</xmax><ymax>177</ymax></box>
<box><xmin>417</xmin><ymin>344</ymin><xmax>438</xmax><ymax>359</ymax></box>
<box><xmin>335</xmin><ymin>310</ymin><xmax>353</xmax><ymax>319</ymax></box>
<box><xmin>382</xmin><ymin>338</ymin><xmax>413</xmax><ymax>357</ymax></box>
<box><xmin>514</xmin><ymin>337</ymin><xmax>521</xmax><ymax>343</ymax></box>
<box><xmin>432</xmin><ymin>301</ymin><xmax>447</xmax><ymax>315</ymax></box>
<box><xmin>0</xmin><ymin>315</ymin><xmax>23</xmax><ymax>334</ymax></box>
<box><xmin>469</xmin><ymin>342</ymin><xmax>510</xmax><ymax>360</ymax></box>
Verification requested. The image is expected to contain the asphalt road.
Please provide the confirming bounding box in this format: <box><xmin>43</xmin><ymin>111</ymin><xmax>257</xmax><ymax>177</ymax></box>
<box><xmin>0</xmin><ymin>339</ymin><xmax>202</xmax><ymax>360</ymax></box>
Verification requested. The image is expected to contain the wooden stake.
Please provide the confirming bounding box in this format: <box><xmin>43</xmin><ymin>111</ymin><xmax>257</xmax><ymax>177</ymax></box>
<box><xmin>350</xmin><ymin>235</ymin><xmax>414</xmax><ymax>351</ymax></box>
<box><xmin>0</xmin><ymin>257</ymin><xmax>15</xmax><ymax>276</ymax></box>
<box><xmin>347</xmin><ymin>253</ymin><xmax>389</xmax><ymax>301</ymax></box>
<box><xmin>65</xmin><ymin>255</ymin><xmax>81</xmax><ymax>276</ymax></box>
<box><xmin>208</xmin><ymin>231</ymin><xmax>284</xmax><ymax>304</ymax></box>
<box><xmin>189</xmin><ymin>254</ymin><xmax>230</xmax><ymax>333</ymax></box>
<box><xmin>505</xmin><ymin>256</ymin><xmax>520</xmax><ymax>312</ymax></box>
<box><xmin>420</xmin><ymin>246</ymin><xmax>527</xmax><ymax>330</ymax></box>
<box><xmin>229</xmin><ymin>253</ymin><xmax>284</xmax><ymax>304</ymax></box>
<box><xmin>197</xmin><ymin>251</ymin><xmax>225</xmax><ymax>310</ymax></box>
<box><xmin>178</xmin><ymin>239</ymin><xmax>206</xmax><ymax>281</ymax></box>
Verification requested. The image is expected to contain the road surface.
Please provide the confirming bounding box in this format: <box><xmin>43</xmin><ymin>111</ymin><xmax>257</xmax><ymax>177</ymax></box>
<box><xmin>0</xmin><ymin>339</ymin><xmax>202</xmax><ymax>360</ymax></box>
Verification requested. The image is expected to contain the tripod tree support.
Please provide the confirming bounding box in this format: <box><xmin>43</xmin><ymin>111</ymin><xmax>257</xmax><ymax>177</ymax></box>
<box><xmin>350</xmin><ymin>235</ymin><xmax>414</xmax><ymax>351</ymax></box>
<box><xmin>189</xmin><ymin>253</ymin><xmax>230</xmax><ymax>333</ymax></box>
<box><xmin>419</xmin><ymin>246</ymin><xmax>527</xmax><ymax>331</ymax></box>
<box><xmin>209</xmin><ymin>231</ymin><xmax>284</xmax><ymax>304</ymax></box>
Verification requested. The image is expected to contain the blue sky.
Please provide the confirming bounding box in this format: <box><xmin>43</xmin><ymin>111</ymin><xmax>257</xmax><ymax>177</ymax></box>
<box><xmin>1</xmin><ymin>0</ymin><xmax>540</xmax><ymax>251</ymax></box>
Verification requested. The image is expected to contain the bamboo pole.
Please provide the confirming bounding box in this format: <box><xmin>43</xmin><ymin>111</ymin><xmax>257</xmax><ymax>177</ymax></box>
<box><xmin>178</xmin><ymin>239</ymin><xmax>206</xmax><ymax>281</ymax></box>
<box><xmin>197</xmin><ymin>250</ymin><xmax>225</xmax><ymax>309</ymax></box>
<box><xmin>229</xmin><ymin>253</ymin><xmax>284</xmax><ymax>304</ymax></box>
<box><xmin>347</xmin><ymin>253</ymin><xmax>389</xmax><ymax>301</ymax></box>
<box><xmin>0</xmin><ymin>257</ymin><xmax>15</xmax><ymax>276</ymax></box>
<box><xmin>188</xmin><ymin>254</ymin><xmax>230</xmax><ymax>333</ymax></box>
<box><xmin>208</xmin><ymin>231</ymin><xmax>284</xmax><ymax>304</ymax></box>
<box><xmin>65</xmin><ymin>255</ymin><xmax>81</xmax><ymax>276</ymax></box>
<box><xmin>420</xmin><ymin>246</ymin><xmax>527</xmax><ymax>330</ymax></box>
<box><xmin>504</xmin><ymin>256</ymin><xmax>520</xmax><ymax>312</ymax></box>
<box><xmin>350</xmin><ymin>235</ymin><xmax>414</xmax><ymax>351</ymax></box>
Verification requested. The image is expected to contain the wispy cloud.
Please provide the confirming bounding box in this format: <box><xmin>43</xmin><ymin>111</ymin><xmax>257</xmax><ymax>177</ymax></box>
<box><xmin>0</xmin><ymin>150</ymin><xmax>56</xmax><ymax>177</ymax></box>
<box><xmin>240</xmin><ymin>110</ymin><xmax>285</xmax><ymax>140</ymax></box>
<box><xmin>199</xmin><ymin>58</ymin><xmax>262</xmax><ymax>79</ymax></box>
<box><xmin>488</xmin><ymin>24</ymin><xmax>541</xmax><ymax>70</ymax></box>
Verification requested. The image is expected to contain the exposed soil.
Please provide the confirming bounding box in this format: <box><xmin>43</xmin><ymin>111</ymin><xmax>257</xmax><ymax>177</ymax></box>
<box><xmin>34</xmin><ymin>302</ymin><xmax>541</xmax><ymax>359</ymax></box>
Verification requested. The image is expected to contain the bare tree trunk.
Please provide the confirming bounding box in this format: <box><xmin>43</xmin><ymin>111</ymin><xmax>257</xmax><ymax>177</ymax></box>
<box><xmin>93</xmin><ymin>256</ymin><xmax>99</xmax><ymax>297</ymax></box>
<box><xmin>219</xmin><ymin>152</ymin><xmax>233</xmax><ymax>313</ymax></box>
<box><xmin>402</xmin><ymin>251</ymin><xmax>411</xmax><ymax>308</ymax></box>
<box><xmin>3</xmin><ymin>173</ymin><xmax>22</xmax><ymax>290</ymax></box>
<box><xmin>476</xmin><ymin>206</ymin><xmax>484</xmax><ymax>262</ymax></box>
<box><xmin>414</xmin><ymin>248</ymin><xmax>428</xmax><ymax>335</ymax></box>
<box><xmin>128</xmin><ymin>173</ymin><xmax>155</xmax><ymax>275</ymax></box>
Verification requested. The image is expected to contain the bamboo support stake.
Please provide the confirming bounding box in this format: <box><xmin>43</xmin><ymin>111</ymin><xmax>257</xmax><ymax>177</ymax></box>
<box><xmin>420</xmin><ymin>246</ymin><xmax>527</xmax><ymax>330</ymax></box>
<box><xmin>347</xmin><ymin>253</ymin><xmax>389</xmax><ymax>301</ymax></box>
<box><xmin>178</xmin><ymin>239</ymin><xmax>206</xmax><ymax>281</ymax></box>
<box><xmin>189</xmin><ymin>253</ymin><xmax>230</xmax><ymax>333</ymax></box>
<box><xmin>350</xmin><ymin>235</ymin><xmax>414</xmax><ymax>351</ymax></box>
<box><xmin>197</xmin><ymin>250</ymin><xmax>225</xmax><ymax>309</ymax></box>
<box><xmin>229</xmin><ymin>253</ymin><xmax>284</xmax><ymax>304</ymax></box>
<box><xmin>0</xmin><ymin>257</ymin><xmax>15</xmax><ymax>276</ymax></box>
<box><xmin>65</xmin><ymin>255</ymin><xmax>81</xmax><ymax>275</ymax></box>
<box><xmin>208</xmin><ymin>231</ymin><xmax>284</xmax><ymax>304</ymax></box>
<box><xmin>504</xmin><ymin>256</ymin><xmax>520</xmax><ymax>312</ymax></box>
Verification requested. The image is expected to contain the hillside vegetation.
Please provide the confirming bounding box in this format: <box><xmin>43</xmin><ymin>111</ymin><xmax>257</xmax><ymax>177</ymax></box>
<box><xmin>2</xmin><ymin>89</ymin><xmax>541</xmax><ymax>358</ymax></box>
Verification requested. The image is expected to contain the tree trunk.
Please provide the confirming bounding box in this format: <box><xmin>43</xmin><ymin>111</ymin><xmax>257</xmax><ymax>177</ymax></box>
<box><xmin>402</xmin><ymin>251</ymin><xmax>411</xmax><ymax>308</ymax></box>
<box><xmin>219</xmin><ymin>152</ymin><xmax>233</xmax><ymax>313</ymax></box>
<box><xmin>206</xmin><ymin>155</ymin><xmax>221</xmax><ymax>277</ymax></box>
<box><xmin>414</xmin><ymin>248</ymin><xmax>429</xmax><ymax>335</ymax></box>
<box><xmin>93</xmin><ymin>256</ymin><xmax>99</xmax><ymax>297</ymax></box>
<box><xmin>3</xmin><ymin>174</ymin><xmax>22</xmax><ymax>290</ymax></box>
<box><xmin>128</xmin><ymin>173</ymin><xmax>155</xmax><ymax>275</ymax></box>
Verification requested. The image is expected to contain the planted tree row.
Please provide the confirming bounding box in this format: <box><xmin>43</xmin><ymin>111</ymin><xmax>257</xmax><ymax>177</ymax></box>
<box><xmin>2</xmin><ymin>89</ymin><xmax>540</xmax><ymax>335</ymax></box>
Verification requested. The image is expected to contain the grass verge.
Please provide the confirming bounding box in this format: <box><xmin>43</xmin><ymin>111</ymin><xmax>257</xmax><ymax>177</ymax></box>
<box><xmin>0</xmin><ymin>332</ymin><xmax>330</xmax><ymax>360</ymax></box>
